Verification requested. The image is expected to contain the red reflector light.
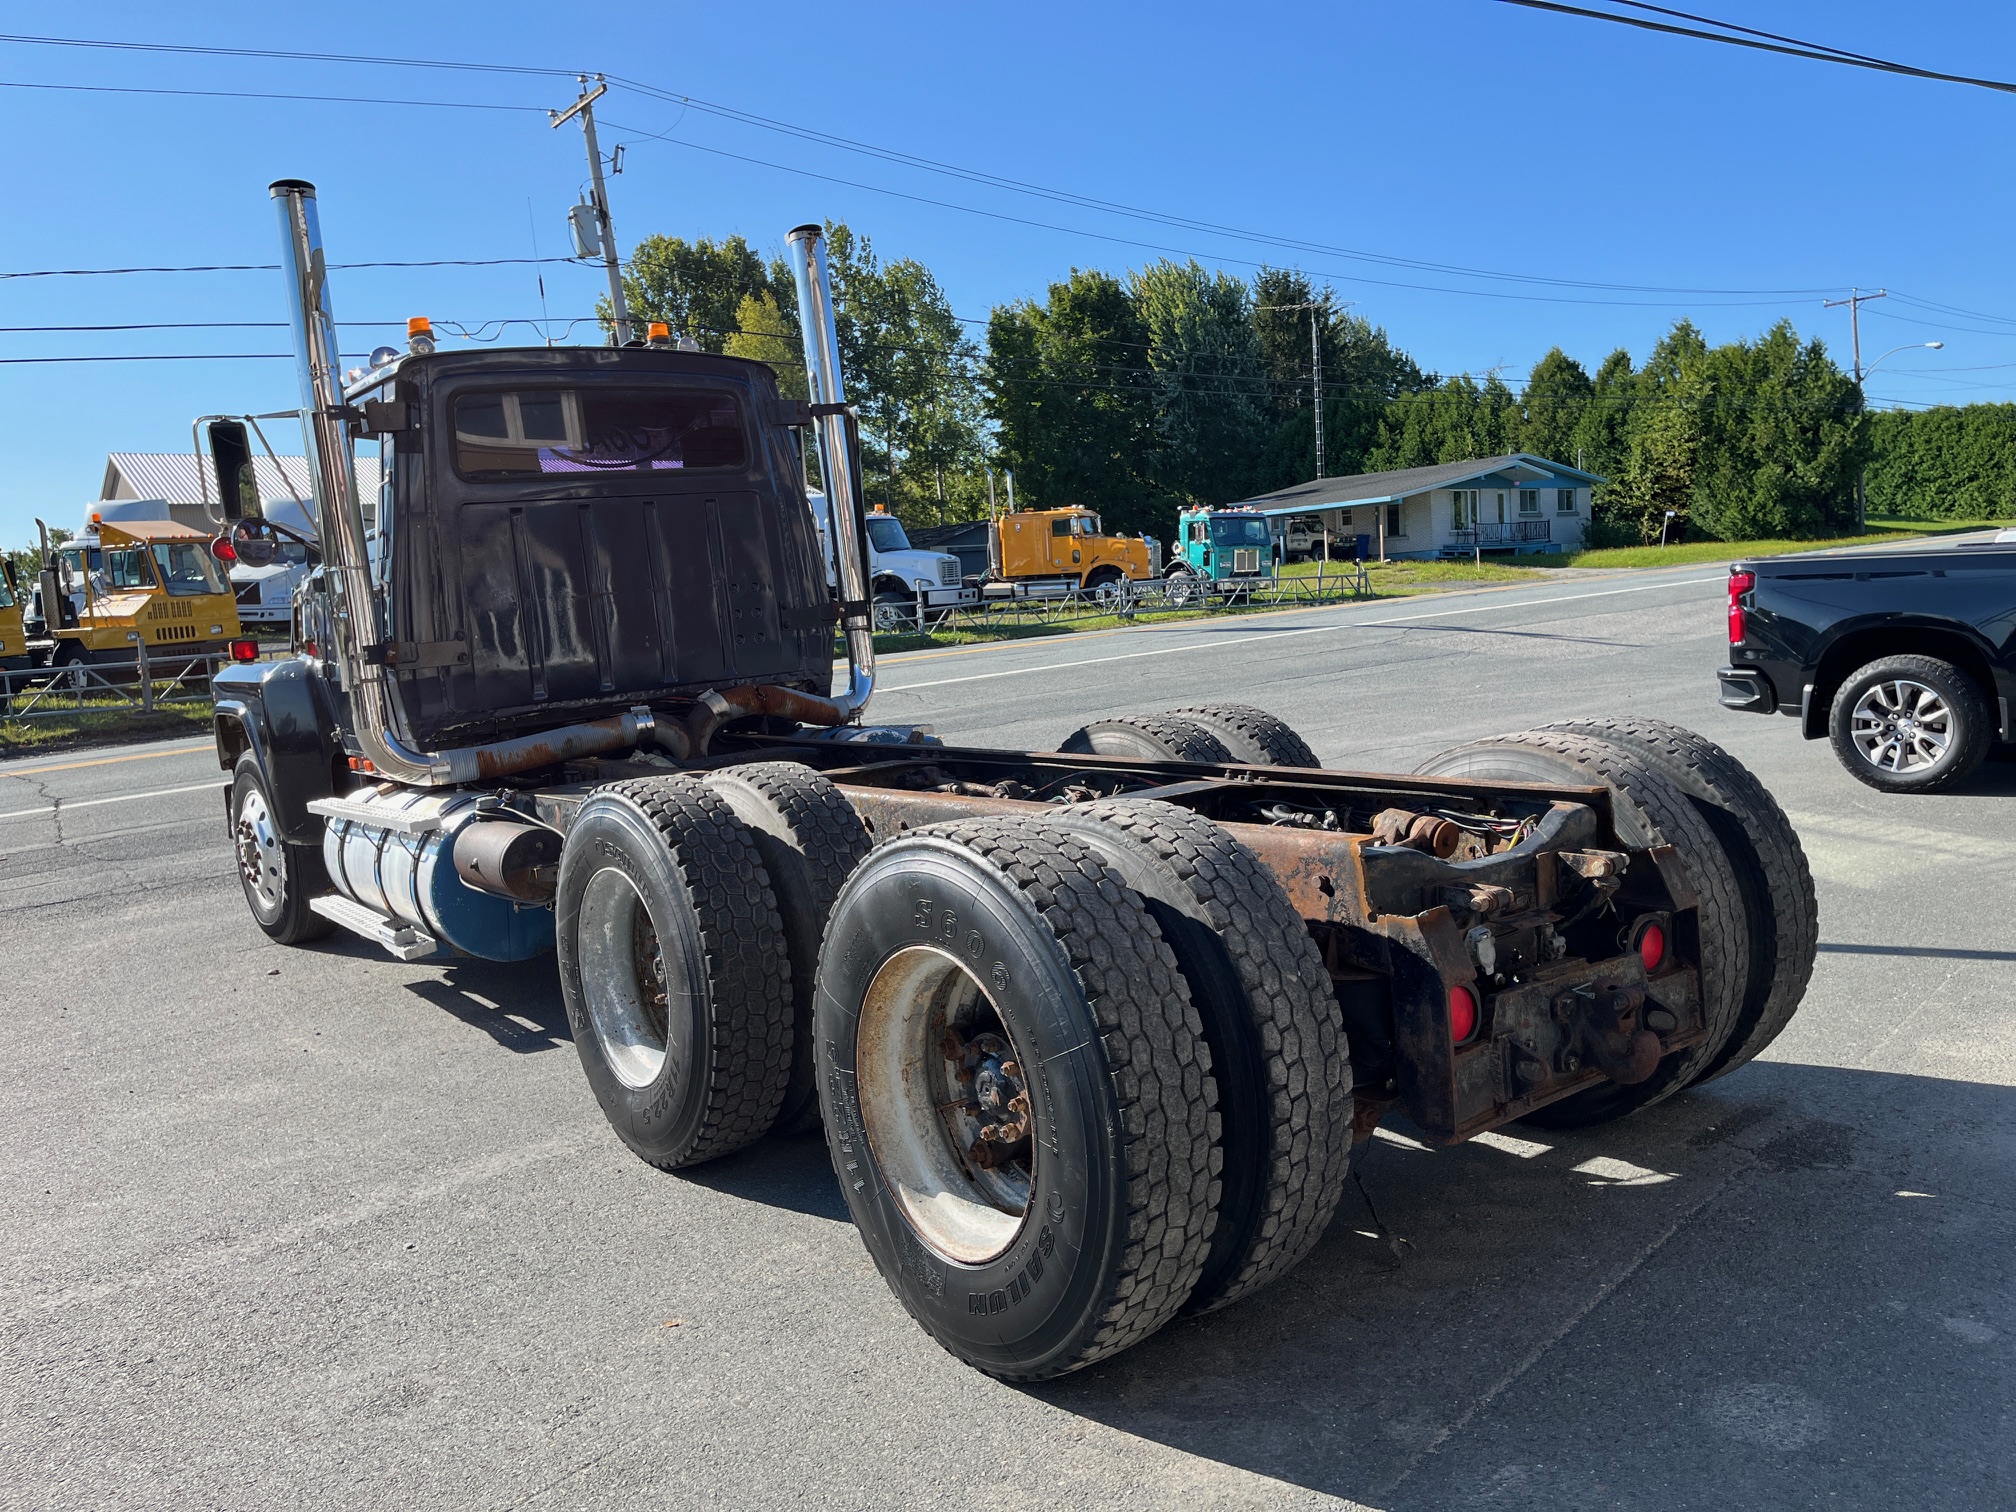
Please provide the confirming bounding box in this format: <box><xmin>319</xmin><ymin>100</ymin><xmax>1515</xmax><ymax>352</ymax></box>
<box><xmin>228</xmin><ymin>638</ymin><xmax>259</xmax><ymax>662</ymax></box>
<box><xmin>1727</xmin><ymin>569</ymin><xmax>1755</xmax><ymax>645</ymax></box>
<box><xmin>1638</xmin><ymin>922</ymin><xmax>1667</xmax><ymax>973</ymax></box>
<box><xmin>211</xmin><ymin>536</ymin><xmax>237</xmax><ymax>563</ymax></box>
<box><xmin>1449</xmin><ymin>985</ymin><xmax>1479</xmax><ymax>1044</ymax></box>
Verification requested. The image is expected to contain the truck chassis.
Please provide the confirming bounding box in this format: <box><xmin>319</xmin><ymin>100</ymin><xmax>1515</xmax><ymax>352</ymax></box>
<box><xmin>210</xmin><ymin>181</ymin><xmax>1813</xmax><ymax>1383</ymax></box>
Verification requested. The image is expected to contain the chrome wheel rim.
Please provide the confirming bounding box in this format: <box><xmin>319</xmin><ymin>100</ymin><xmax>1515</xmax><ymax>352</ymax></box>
<box><xmin>856</xmin><ymin>946</ymin><xmax>1034</xmax><ymax>1264</ymax></box>
<box><xmin>234</xmin><ymin>784</ymin><xmax>287</xmax><ymax>913</ymax></box>
<box><xmin>1851</xmin><ymin>678</ymin><xmax>1953</xmax><ymax>774</ymax></box>
<box><xmin>575</xmin><ymin>867</ymin><xmax>673</xmax><ymax>1089</ymax></box>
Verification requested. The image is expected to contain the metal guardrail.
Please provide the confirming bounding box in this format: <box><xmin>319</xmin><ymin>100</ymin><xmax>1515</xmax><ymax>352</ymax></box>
<box><xmin>872</xmin><ymin>565</ymin><xmax>1376</xmax><ymax>635</ymax></box>
<box><xmin>1</xmin><ymin>649</ymin><xmax>228</xmax><ymax>721</ymax></box>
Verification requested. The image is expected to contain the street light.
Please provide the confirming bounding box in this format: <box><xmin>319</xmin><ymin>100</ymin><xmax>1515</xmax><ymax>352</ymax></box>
<box><xmin>1852</xmin><ymin>342</ymin><xmax>1945</xmax><ymax>529</ymax></box>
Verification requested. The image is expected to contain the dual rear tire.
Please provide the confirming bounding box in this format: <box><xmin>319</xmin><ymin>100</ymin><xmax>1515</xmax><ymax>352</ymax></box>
<box><xmin>813</xmin><ymin>808</ymin><xmax>1350</xmax><ymax>1378</ymax></box>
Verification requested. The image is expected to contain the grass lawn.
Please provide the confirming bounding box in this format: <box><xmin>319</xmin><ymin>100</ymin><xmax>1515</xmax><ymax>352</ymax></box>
<box><xmin>1554</xmin><ymin>514</ymin><xmax>2010</xmax><ymax>570</ymax></box>
<box><xmin>0</xmin><ymin>699</ymin><xmax>212</xmax><ymax>756</ymax></box>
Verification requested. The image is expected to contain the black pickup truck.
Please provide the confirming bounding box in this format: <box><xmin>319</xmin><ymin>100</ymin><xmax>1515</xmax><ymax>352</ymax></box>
<box><xmin>1718</xmin><ymin>541</ymin><xmax>2016</xmax><ymax>792</ymax></box>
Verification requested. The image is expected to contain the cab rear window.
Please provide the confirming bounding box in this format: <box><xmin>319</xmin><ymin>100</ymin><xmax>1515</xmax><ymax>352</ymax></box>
<box><xmin>452</xmin><ymin>387</ymin><xmax>747</xmax><ymax>478</ymax></box>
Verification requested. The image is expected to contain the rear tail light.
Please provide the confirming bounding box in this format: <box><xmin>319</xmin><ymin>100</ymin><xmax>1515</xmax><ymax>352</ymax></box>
<box><xmin>1449</xmin><ymin>985</ymin><xmax>1479</xmax><ymax>1044</ymax></box>
<box><xmin>1727</xmin><ymin>569</ymin><xmax>1755</xmax><ymax>645</ymax></box>
<box><xmin>1636</xmin><ymin>921</ymin><xmax>1667</xmax><ymax>973</ymax></box>
<box><xmin>228</xmin><ymin>638</ymin><xmax>259</xmax><ymax>662</ymax></box>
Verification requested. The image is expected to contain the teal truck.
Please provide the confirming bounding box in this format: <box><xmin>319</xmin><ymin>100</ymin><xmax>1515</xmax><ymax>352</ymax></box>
<box><xmin>1165</xmin><ymin>506</ymin><xmax>1276</xmax><ymax>601</ymax></box>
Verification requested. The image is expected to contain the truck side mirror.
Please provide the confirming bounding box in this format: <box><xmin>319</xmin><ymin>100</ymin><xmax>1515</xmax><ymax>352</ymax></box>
<box><xmin>205</xmin><ymin>420</ymin><xmax>261</xmax><ymax>522</ymax></box>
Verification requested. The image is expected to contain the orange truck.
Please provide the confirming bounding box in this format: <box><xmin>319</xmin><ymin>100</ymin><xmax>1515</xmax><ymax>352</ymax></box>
<box><xmin>984</xmin><ymin>505</ymin><xmax>1160</xmax><ymax>601</ymax></box>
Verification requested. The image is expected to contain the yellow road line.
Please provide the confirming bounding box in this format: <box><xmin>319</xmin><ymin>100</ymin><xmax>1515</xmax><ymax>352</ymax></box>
<box><xmin>2</xmin><ymin>739</ymin><xmax>213</xmax><ymax>776</ymax></box>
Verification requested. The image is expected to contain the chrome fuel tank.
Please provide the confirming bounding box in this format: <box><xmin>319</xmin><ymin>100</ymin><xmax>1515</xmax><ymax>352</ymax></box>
<box><xmin>320</xmin><ymin>786</ymin><xmax>554</xmax><ymax>961</ymax></box>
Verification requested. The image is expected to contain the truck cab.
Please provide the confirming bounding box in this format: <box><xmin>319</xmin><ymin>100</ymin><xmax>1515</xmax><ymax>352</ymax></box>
<box><xmin>1170</xmin><ymin>506</ymin><xmax>1276</xmax><ymax>591</ymax></box>
<box><xmin>25</xmin><ymin>516</ymin><xmax>239</xmax><ymax>668</ymax></box>
<box><xmin>990</xmin><ymin>506</ymin><xmax>1156</xmax><ymax>597</ymax></box>
<box><xmin>808</xmin><ymin>493</ymin><xmax>974</xmax><ymax>628</ymax></box>
<box><xmin>0</xmin><ymin>562</ymin><xmax>26</xmax><ymax>673</ymax></box>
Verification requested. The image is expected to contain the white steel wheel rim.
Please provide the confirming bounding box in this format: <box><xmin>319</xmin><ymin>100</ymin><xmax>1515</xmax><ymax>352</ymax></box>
<box><xmin>856</xmin><ymin>945</ymin><xmax>1034</xmax><ymax>1265</ymax></box>
<box><xmin>576</xmin><ymin>866</ymin><xmax>673</xmax><ymax>1090</ymax></box>
<box><xmin>873</xmin><ymin>600</ymin><xmax>909</xmax><ymax>631</ymax></box>
<box><xmin>234</xmin><ymin>785</ymin><xmax>286</xmax><ymax>913</ymax></box>
<box><xmin>1851</xmin><ymin>678</ymin><xmax>1953</xmax><ymax>774</ymax></box>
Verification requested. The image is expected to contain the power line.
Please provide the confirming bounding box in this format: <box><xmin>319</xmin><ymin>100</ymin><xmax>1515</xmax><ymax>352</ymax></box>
<box><xmin>0</xmin><ymin>28</ymin><xmax>1841</xmax><ymax>303</ymax></box>
<box><xmin>606</xmin><ymin>122</ymin><xmax>1818</xmax><ymax>312</ymax></box>
<box><xmin>0</xmin><ymin>78</ymin><xmax>545</xmax><ymax>111</ymax></box>
<box><xmin>0</xmin><ymin>257</ymin><xmax>584</xmax><ymax>279</ymax></box>
<box><xmin>1488</xmin><ymin>1</ymin><xmax>2016</xmax><ymax>95</ymax></box>
<box><xmin>0</xmin><ymin>31</ymin><xmax>576</xmax><ymax>78</ymax></box>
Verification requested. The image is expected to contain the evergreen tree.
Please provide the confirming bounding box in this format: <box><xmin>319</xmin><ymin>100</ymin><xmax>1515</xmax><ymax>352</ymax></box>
<box><xmin>1519</xmin><ymin>348</ymin><xmax>1594</xmax><ymax>466</ymax></box>
<box><xmin>984</xmin><ymin>269</ymin><xmax>1161</xmax><ymax>532</ymax></box>
<box><xmin>1867</xmin><ymin>404</ymin><xmax>2016</xmax><ymax>519</ymax></box>
<box><xmin>1131</xmin><ymin>260</ymin><xmax>1270</xmax><ymax>508</ymax></box>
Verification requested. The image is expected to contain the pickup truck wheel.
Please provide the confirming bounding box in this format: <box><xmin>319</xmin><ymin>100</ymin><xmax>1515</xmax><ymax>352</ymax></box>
<box><xmin>701</xmin><ymin>763</ymin><xmax>871</xmax><ymax>1136</ymax></box>
<box><xmin>230</xmin><ymin>754</ymin><xmax>333</xmax><ymax>945</ymax></box>
<box><xmin>815</xmin><ymin>818</ymin><xmax>1221</xmax><ymax>1380</ymax></box>
<box><xmin>557</xmin><ymin>777</ymin><xmax>792</xmax><ymax>1169</ymax></box>
<box><xmin>1538</xmin><ymin>717</ymin><xmax>1817</xmax><ymax>1084</ymax></box>
<box><xmin>1047</xmin><ymin>799</ymin><xmax>1350</xmax><ymax>1314</ymax></box>
<box><xmin>1829</xmin><ymin>654</ymin><xmax>1992</xmax><ymax>794</ymax></box>
<box><xmin>1414</xmin><ymin>732</ymin><xmax>1749</xmax><ymax>1128</ymax></box>
<box><xmin>1058</xmin><ymin>714</ymin><xmax>1232</xmax><ymax>764</ymax></box>
<box><xmin>1162</xmin><ymin>704</ymin><xmax>1321</xmax><ymax>767</ymax></box>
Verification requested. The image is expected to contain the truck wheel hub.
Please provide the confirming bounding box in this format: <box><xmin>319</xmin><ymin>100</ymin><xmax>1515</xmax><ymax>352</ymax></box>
<box><xmin>234</xmin><ymin>787</ymin><xmax>286</xmax><ymax>911</ymax></box>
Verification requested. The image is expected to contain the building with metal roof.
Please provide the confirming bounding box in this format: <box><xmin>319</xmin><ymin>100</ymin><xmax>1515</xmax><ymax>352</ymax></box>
<box><xmin>1224</xmin><ymin>453</ymin><xmax>1605</xmax><ymax>559</ymax></box>
<box><xmin>98</xmin><ymin>452</ymin><xmax>381</xmax><ymax>536</ymax></box>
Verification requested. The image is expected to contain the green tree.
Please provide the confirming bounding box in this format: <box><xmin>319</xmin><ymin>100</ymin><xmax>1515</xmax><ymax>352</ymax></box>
<box><xmin>984</xmin><ymin>268</ymin><xmax>1160</xmax><ymax>532</ymax></box>
<box><xmin>621</xmin><ymin>234</ymin><xmax>778</xmax><ymax>351</ymax></box>
<box><xmin>1131</xmin><ymin>259</ymin><xmax>1268</xmax><ymax>507</ymax></box>
<box><xmin>723</xmin><ymin>291</ymin><xmax>807</xmax><ymax>401</ymax></box>
<box><xmin>820</xmin><ymin>225</ymin><xmax>985</xmax><ymax>525</ymax></box>
<box><xmin>1867</xmin><ymin>404</ymin><xmax>2016</xmax><ymax>519</ymax></box>
<box><xmin>1366</xmin><ymin>372</ymin><xmax>1522</xmax><ymax>470</ymax></box>
<box><xmin>1519</xmin><ymin>348</ymin><xmax>1594</xmax><ymax>466</ymax></box>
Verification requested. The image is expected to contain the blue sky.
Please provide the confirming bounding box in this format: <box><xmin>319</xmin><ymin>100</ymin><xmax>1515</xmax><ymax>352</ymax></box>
<box><xmin>4</xmin><ymin>1</ymin><xmax>2014</xmax><ymax>542</ymax></box>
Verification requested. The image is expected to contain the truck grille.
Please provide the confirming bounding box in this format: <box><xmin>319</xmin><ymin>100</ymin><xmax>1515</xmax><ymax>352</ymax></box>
<box><xmin>1232</xmin><ymin>548</ymin><xmax>1262</xmax><ymax>574</ymax></box>
<box><xmin>235</xmin><ymin>582</ymin><xmax>262</xmax><ymax>605</ymax></box>
<box><xmin>936</xmin><ymin>558</ymin><xmax>960</xmax><ymax>586</ymax></box>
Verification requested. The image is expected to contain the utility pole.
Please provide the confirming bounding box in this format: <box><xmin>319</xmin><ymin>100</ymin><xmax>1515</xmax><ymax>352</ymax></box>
<box><xmin>1258</xmin><ymin>296</ymin><xmax>1345</xmax><ymax>480</ymax></box>
<box><xmin>1310</xmin><ymin>307</ymin><xmax>1325</xmax><ymax>479</ymax></box>
<box><xmin>551</xmin><ymin>75</ymin><xmax>631</xmax><ymax>347</ymax></box>
<box><xmin>1823</xmin><ymin>287</ymin><xmax>1886</xmax><ymax>529</ymax></box>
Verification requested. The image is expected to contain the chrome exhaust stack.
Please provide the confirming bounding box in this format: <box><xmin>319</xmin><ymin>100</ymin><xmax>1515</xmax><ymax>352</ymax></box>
<box><xmin>786</xmin><ymin>223</ymin><xmax>874</xmax><ymax>721</ymax></box>
<box><xmin>270</xmin><ymin>179</ymin><xmax>655</xmax><ymax>785</ymax></box>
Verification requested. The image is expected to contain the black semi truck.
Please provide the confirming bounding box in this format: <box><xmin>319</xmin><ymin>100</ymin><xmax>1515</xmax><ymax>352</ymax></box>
<box><xmin>212</xmin><ymin>180</ymin><xmax>1815</xmax><ymax>1381</ymax></box>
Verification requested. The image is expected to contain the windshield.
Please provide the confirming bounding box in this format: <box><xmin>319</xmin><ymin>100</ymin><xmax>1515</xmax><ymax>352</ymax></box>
<box><xmin>152</xmin><ymin>542</ymin><xmax>227</xmax><ymax>596</ymax></box>
<box><xmin>1211</xmin><ymin>516</ymin><xmax>1272</xmax><ymax>546</ymax></box>
<box><xmin>453</xmin><ymin>386</ymin><xmax>747</xmax><ymax>478</ymax></box>
<box><xmin>866</xmin><ymin>516</ymin><xmax>911</xmax><ymax>553</ymax></box>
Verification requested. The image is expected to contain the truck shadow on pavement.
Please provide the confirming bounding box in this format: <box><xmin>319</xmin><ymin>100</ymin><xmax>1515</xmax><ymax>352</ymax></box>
<box><xmin>398</xmin><ymin>960</ymin><xmax>573</xmax><ymax>1054</ymax></box>
<box><xmin>1021</xmin><ymin>1062</ymin><xmax>2015</xmax><ymax>1510</ymax></box>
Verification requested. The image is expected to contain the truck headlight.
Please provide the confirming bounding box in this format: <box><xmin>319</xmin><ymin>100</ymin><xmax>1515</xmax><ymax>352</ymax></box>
<box><xmin>914</xmin><ymin>579</ymin><xmax>931</xmax><ymax>590</ymax></box>
<box><xmin>210</xmin><ymin>624</ymin><xmax>224</xmax><ymax>634</ymax></box>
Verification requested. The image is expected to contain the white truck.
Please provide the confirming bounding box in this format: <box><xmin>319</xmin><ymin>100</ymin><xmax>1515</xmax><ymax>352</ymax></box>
<box><xmin>809</xmin><ymin>492</ymin><xmax>976</xmax><ymax>629</ymax></box>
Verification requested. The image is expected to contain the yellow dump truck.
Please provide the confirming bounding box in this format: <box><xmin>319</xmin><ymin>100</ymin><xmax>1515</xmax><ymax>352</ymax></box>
<box><xmin>985</xmin><ymin>506</ymin><xmax>1159</xmax><ymax>600</ymax></box>
<box><xmin>0</xmin><ymin>562</ymin><xmax>27</xmax><ymax>674</ymax></box>
<box><xmin>25</xmin><ymin>516</ymin><xmax>240</xmax><ymax>669</ymax></box>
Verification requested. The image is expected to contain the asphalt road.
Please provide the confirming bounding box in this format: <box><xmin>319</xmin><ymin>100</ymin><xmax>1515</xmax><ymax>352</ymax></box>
<box><xmin>5</xmin><ymin>558</ymin><xmax>2013</xmax><ymax>1510</ymax></box>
